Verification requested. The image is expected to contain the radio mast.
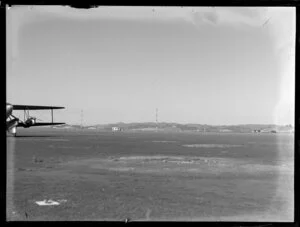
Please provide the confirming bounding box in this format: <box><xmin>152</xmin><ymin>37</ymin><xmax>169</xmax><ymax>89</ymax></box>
<box><xmin>156</xmin><ymin>108</ymin><xmax>158</xmax><ymax>131</ymax></box>
<box><xmin>80</xmin><ymin>109</ymin><xmax>83</xmax><ymax>129</ymax></box>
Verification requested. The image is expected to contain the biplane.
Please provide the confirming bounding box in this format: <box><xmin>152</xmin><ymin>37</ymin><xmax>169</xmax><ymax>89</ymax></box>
<box><xmin>6</xmin><ymin>103</ymin><xmax>65</xmax><ymax>136</ymax></box>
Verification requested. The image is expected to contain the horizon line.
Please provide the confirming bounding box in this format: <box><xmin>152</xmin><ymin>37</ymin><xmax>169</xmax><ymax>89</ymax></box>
<box><xmin>66</xmin><ymin>122</ymin><xmax>294</xmax><ymax>127</ymax></box>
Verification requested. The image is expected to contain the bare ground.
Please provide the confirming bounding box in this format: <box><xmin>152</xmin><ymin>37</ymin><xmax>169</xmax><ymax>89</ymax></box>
<box><xmin>6</xmin><ymin>129</ymin><xmax>294</xmax><ymax>221</ymax></box>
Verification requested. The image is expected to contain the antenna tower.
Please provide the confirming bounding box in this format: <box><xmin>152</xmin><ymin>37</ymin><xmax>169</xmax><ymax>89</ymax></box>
<box><xmin>156</xmin><ymin>108</ymin><xmax>158</xmax><ymax>131</ymax></box>
<box><xmin>80</xmin><ymin>109</ymin><xmax>83</xmax><ymax>129</ymax></box>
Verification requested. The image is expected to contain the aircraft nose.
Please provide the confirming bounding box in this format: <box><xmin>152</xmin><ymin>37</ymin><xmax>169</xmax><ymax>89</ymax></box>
<box><xmin>7</xmin><ymin>103</ymin><xmax>13</xmax><ymax>109</ymax></box>
<box><xmin>6</xmin><ymin>103</ymin><xmax>13</xmax><ymax>117</ymax></box>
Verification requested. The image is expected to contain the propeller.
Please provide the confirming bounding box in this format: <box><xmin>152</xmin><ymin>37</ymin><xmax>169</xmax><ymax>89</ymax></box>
<box><xmin>10</xmin><ymin>114</ymin><xmax>20</xmax><ymax>122</ymax></box>
<box><xmin>28</xmin><ymin>116</ymin><xmax>43</xmax><ymax>122</ymax></box>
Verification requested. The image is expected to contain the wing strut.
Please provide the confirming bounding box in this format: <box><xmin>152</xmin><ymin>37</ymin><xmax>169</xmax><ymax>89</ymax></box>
<box><xmin>51</xmin><ymin>109</ymin><xmax>53</xmax><ymax>123</ymax></box>
<box><xmin>24</xmin><ymin>109</ymin><xmax>29</xmax><ymax>122</ymax></box>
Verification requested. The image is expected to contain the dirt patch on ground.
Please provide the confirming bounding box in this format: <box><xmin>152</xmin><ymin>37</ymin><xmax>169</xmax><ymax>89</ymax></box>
<box><xmin>151</xmin><ymin>141</ymin><xmax>178</xmax><ymax>143</ymax></box>
<box><xmin>63</xmin><ymin>155</ymin><xmax>290</xmax><ymax>176</ymax></box>
<box><xmin>182</xmin><ymin>144</ymin><xmax>243</xmax><ymax>148</ymax></box>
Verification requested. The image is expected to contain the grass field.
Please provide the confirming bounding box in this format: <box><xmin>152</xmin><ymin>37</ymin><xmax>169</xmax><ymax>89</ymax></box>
<box><xmin>6</xmin><ymin>128</ymin><xmax>294</xmax><ymax>221</ymax></box>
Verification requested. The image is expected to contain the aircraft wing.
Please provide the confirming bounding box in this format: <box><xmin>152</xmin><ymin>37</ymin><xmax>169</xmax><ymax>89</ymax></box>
<box><xmin>13</xmin><ymin>105</ymin><xmax>65</xmax><ymax>110</ymax></box>
<box><xmin>17</xmin><ymin>122</ymin><xmax>65</xmax><ymax>127</ymax></box>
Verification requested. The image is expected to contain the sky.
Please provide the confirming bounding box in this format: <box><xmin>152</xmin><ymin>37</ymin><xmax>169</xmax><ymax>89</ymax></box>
<box><xmin>6</xmin><ymin>6</ymin><xmax>295</xmax><ymax>126</ymax></box>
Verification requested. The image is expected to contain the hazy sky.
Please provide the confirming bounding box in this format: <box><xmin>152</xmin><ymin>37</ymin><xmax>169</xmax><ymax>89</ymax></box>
<box><xmin>6</xmin><ymin>6</ymin><xmax>295</xmax><ymax>125</ymax></box>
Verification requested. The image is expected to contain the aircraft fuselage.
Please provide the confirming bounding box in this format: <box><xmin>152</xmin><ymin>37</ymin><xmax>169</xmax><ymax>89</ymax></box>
<box><xmin>6</xmin><ymin>103</ymin><xmax>18</xmax><ymax>136</ymax></box>
<box><xmin>6</xmin><ymin>103</ymin><xmax>13</xmax><ymax>119</ymax></box>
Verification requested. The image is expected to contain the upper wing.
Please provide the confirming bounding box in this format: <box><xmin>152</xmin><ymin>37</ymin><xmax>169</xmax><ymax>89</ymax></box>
<box><xmin>13</xmin><ymin>105</ymin><xmax>65</xmax><ymax>110</ymax></box>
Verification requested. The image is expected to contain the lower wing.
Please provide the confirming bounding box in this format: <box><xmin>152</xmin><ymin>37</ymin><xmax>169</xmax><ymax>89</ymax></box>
<box><xmin>17</xmin><ymin>122</ymin><xmax>65</xmax><ymax>127</ymax></box>
<box><xmin>13</xmin><ymin>105</ymin><xmax>65</xmax><ymax>110</ymax></box>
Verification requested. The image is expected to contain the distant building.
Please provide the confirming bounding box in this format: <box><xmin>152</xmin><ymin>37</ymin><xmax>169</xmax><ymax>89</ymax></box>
<box><xmin>112</xmin><ymin>127</ymin><xmax>121</xmax><ymax>131</ymax></box>
<box><xmin>257</xmin><ymin>128</ymin><xmax>277</xmax><ymax>133</ymax></box>
<box><xmin>253</xmin><ymin>129</ymin><xmax>261</xmax><ymax>133</ymax></box>
<box><xmin>219</xmin><ymin>129</ymin><xmax>232</xmax><ymax>132</ymax></box>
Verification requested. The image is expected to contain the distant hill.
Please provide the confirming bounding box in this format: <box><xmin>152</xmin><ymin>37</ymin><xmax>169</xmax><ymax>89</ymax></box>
<box><xmin>55</xmin><ymin>123</ymin><xmax>294</xmax><ymax>133</ymax></box>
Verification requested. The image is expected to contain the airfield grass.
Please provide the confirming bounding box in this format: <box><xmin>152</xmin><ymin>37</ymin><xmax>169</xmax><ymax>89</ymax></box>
<box><xmin>6</xmin><ymin>128</ymin><xmax>294</xmax><ymax>221</ymax></box>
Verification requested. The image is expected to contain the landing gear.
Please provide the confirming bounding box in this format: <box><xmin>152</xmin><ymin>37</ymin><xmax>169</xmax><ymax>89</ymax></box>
<box><xmin>10</xmin><ymin>126</ymin><xmax>17</xmax><ymax>137</ymax></box>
